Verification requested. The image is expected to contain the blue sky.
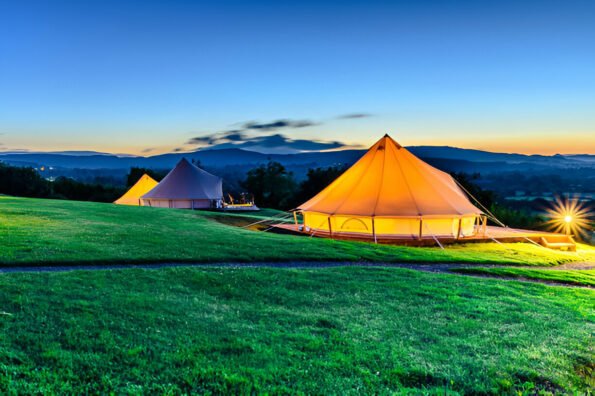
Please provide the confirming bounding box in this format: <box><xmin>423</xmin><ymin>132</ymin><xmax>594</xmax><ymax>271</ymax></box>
<box><xmin>1</xmin><ymin>0</ymin><xmax>594</xmax><ymax>155</ymax></box>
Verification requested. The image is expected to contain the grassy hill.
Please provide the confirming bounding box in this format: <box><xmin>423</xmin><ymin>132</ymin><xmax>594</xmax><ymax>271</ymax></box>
<box><xmin>454</xmin><ymin>267</ymin><xmax>595</xmax><ymax>287</ymax></box>
<box><xmin>0</xmin><ymin>196</ymin><xmax>592</xmax><ymax>266</ymax></box>
<box><xmin>0</xmin><ymin>266</ymin><xmax>593</xmax><ymax>394</ymax></box>
<box><xmin>0</xmin><ymin>196</ymin><xmax>593</xmax><ymax>393</ymax></box>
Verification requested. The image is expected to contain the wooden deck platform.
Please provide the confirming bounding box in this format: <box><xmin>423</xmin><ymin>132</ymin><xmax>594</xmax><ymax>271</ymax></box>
<box><xmin>222</xmin><ymin>204</ymin><xmax>260</xmax><ymax>211</ymax></box>
<box><xmin>270</xmin><ymin>223</ymin><xmax>572</xmax><ymax>248</ymax></box>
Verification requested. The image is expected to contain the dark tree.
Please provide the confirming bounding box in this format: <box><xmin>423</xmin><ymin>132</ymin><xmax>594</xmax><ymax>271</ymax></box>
<box><xmin>126</xmin><ymin>167</ymin><xmax>166</xmax><ymax>187</ymax></box>
<box><xmin>450</xmin><ymin>172</ymin><xmax>496</xmax><ymax>209</ymax></box>
<box><xmin>0</xmin><ymin>163</ymin><xmax>51</xmax><ymax>197</ymax></box>
<box><xmin>51</xmin><ymin>176</ymin><xmax>124</xmax><ymax>202</ymax></box>
<box><xmin>451</xmin><ymin>172</ymin><xmax>544</xmax><ymax>229</ymax></box>
<box><xmin>290</xmin><ymin>165</ymin><xmax>347</xmax><ymax>208</ymax></box>
<box><xmin>241</xmin><ymin>162</ymin><xmax>297</xmax><ymax>209</ymax></box>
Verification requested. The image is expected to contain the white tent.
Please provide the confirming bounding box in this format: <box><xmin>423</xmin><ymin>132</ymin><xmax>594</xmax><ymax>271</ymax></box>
<box><xmin>141</xmin><ymin>158</ymin><xmax>223</xmax><ymax>209</ymax></box>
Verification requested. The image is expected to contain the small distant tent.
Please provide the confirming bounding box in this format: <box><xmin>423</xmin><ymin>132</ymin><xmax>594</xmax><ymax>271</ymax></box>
<box><xmin>141</xmin><ymin>158</ymin><xmax>223</xmax><ymax>209</ymax></box>
<box><xmin>296</xmin><ymin>134</ymin><xmax>485</xmax><ymax>239</ymax></box>
<box><xmin>114</xmin><ymin>174</ymin><xmax>158</xmax><ymax>206</ymax></box>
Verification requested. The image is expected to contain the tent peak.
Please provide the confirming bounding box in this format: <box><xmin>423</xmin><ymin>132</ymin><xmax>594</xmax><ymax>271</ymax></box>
<box><xmin>114</xmin><ymin>173</ymin><xmax>158</xmax><ymax>206</ymax></box>
<box><xmin>379</xmin><ymin>133</ymin><xmax>402</xmax><ymax>149</ymax></box>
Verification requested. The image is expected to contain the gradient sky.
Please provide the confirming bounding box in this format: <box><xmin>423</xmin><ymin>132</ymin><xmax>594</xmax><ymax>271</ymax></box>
<box><xmin>1</xmin><ymin>0</ymin><xmax>594</xmax><ymax>155</ymax></box>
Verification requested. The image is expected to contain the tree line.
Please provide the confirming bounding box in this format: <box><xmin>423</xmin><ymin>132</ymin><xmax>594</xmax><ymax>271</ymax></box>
<box><xmin>0</xmin><ymin>161</ymin><xmax>546</xmax><ymax>230</ymax></box>
<box><xmin>241</xmin><ymin>164</ymin><xmax>547</xmax><ymax>229</ymax></box>
<box><xmin>0</xmin><ymin>163</ymin><xmax>125</xmax><ymax>202</ymax></box>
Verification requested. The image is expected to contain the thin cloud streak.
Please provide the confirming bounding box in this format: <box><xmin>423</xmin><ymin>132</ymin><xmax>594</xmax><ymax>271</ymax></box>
<box><xmin>243</xmin><ymin>119</ymin><xmax>317</xmax><ymax>131</ymax></box>
<box><xmin>337</xmin><ymin>113</ymin><xmax>373</xmax><ymax>119</ymax></box>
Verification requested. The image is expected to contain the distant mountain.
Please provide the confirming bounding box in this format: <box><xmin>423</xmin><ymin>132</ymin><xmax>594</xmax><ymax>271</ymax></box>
<box><xmin>45</xmin><ymin>150</ymin><xmax>120</xmax><ymax>156</ymax></box>
<box><xmin>0</xmin><ymin>150</ymin><xmax>122</xmax><ymax>157</ymax></box>
<box><xmin>0</xmin><ymin>146</ymin><xmax>593</xmax><ymax>173</ymax></box>
<box><xmin>563</xmin><ymin>154</ymin><xmax>595</xmax><ymax>163</ymax></box>
<box><xmin>406</xmin><ymin>146</ymin><xmax>577</xmax><ymax>164</ymax></box>
<box><xmin>0</xmin><ymin>153</ymin><xmax>140</xmax><ymax>169</ymax></box>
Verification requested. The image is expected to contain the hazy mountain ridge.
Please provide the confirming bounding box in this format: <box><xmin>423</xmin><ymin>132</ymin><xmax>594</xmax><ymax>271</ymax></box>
<box><xmin>1</xmin><ymin>146</ymin><xmax>592</xmax><ymax>171</ymax></box>
<box><xmin>2</xmin><ymin>146</ymin><xmax>593</xmax><ymax>200</ymax></box>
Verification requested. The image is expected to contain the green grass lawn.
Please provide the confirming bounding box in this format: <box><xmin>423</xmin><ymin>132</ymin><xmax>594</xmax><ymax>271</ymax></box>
<box><xmin>0</xmin><ymin>266</ymin><xmax>593</xmax><ymax>394</ymax></box>
<box><xmin>1</xmin><ymin>196</ymin><xmax>592</xmax><ymax>266</ymax></box>
<box><xmin>454</xmin><ymin>267</ymin><xmax>595</xmax><ymax>287</ymax></box>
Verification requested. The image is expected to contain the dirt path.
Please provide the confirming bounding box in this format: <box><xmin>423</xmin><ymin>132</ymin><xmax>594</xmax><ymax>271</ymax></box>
<box><xmin>0</xmin><ymin>261</ymin><xmax>496</xmax><ymax>273</ymax></box>
<box><xmin>532</xmin><ymin>262</ymin><xmax>595</xmax><ymax>270</ymax></box>
<box><xmin>0</xmin><ymin>261</ymin><xmax>592</xmax><ymax>289</ymax></box>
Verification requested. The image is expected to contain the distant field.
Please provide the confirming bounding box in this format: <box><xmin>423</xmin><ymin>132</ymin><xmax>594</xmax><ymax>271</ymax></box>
<box><xmin>454</xmin><ymin>267</ymin><xmax>595</xmax><ymax>287</ymax></box>
<box><xmin>0</xmin><ymin>267</ymin><xmax>592</xmax><ymax>394</ymax></box>
<box><xmin>0</xmin><ymin>196</ymin><xmax>592</xmax><ymax>266</ymax></box>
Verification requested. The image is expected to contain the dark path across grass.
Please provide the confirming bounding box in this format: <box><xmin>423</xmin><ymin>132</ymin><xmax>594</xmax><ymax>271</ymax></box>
<box><xmin>1</xmin><ymin>260</ymin><xmax>593</xmax><ymax>288</ymax></box>
<box><xmin>0</xmin><ymin>260</ymin><xmax>492</xmax><ymax>272</ymax></box>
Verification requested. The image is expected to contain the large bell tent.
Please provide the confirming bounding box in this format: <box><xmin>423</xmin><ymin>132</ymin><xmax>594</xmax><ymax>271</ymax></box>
<box><xmin>141</xmin><ymin>158</ymin><xmax>223</xmax><ymax>209</ymax></box>
<box><xmin>296</xmin><ymin>134</ymin><xmax>485</xmax><ymax>240</ymax></box>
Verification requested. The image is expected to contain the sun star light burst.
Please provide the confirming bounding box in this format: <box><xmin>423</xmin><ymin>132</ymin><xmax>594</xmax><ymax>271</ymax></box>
<box><xmin>545</xmin><ymin>197</ymin><xmax>592</xmax><ymax>238</ymax></box>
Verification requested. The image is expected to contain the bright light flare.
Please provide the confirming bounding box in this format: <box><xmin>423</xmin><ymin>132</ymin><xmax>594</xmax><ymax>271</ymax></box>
<box><xmin>545</xmin><ymin>197</ymin><xmax>592</xmax><ymax>239</ymax></box>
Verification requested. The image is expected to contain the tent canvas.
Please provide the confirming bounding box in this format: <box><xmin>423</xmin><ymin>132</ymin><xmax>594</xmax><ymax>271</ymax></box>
<box><xmin>141</xmin><ymin>158</ymin><xmax>223</xmax><ymax>209</ymax></box>
<box><xmin>114</xmin><ymin>174</ymin><xmax>158</xmax><ymax>206</ymax></box>
<box><xmin>297</xmin><ymin>134</ymin><xmax>484</xmax><ymax>239</ymax></box>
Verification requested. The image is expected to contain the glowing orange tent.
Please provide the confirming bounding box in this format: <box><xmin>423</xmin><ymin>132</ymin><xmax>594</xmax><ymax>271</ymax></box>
<box><xmin>296</xmin><ymin>134</ymin><xmax>485</xmax><ymax>240</ymax></box>
<box><xmin>114</xmin><ymin>174</ymin><xmax>158</xmax><ymax>206</ymax></box>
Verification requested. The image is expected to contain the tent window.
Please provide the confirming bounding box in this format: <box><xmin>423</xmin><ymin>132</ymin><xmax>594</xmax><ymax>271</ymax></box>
<box><xmin>341</xmin><ymin>218</ymin><xmax>369</xmax><ymax>231</ymax></box>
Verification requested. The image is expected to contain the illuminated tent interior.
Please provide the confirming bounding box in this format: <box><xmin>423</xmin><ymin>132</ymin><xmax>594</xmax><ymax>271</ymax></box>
<box><xmin>141</xmin><ymin>158</ymin><xmax>223</xmax><ymax>209</ymax></box>
<box><xmin>296</xmin><ymin>134</ymin><xmax>486</xmax><ymax>240</ymax></box>
<box><xmin>114</xmin><ymin>174</ymin><xmax>158</xmax><ymax>206</ymax></box>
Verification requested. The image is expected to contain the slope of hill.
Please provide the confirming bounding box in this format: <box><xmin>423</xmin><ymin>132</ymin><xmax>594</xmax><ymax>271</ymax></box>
<box><xmin>0</xmin><ymin>195</ymin><xmax>587</xmax><ymax>266</ymax></box>
<box><xmin>0</xmin><ymin>196</ymin><xmax>593</xmax><ymax>394</ymax></box>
